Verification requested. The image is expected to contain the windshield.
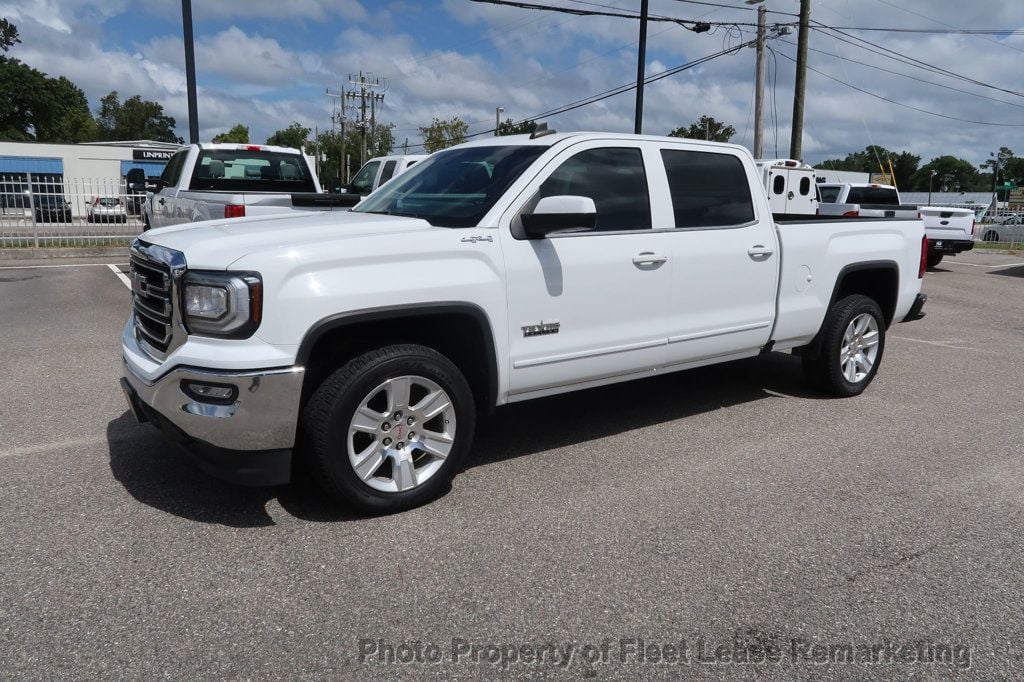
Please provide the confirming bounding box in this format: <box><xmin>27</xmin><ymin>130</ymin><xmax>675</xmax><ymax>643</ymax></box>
<box><xmin>354</xmin><ymin>145</ymin><xmax>547</xmax><ymax>227</ymax></box>
<box><xmin>350</xmin><ymin>161</ymin><xmax>381</xmax><ymax>194</ymax></box>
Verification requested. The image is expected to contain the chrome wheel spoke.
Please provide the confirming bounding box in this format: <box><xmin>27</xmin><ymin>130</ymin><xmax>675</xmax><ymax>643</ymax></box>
<box><xmin>393</xmin><ymin>453</ymin><xmax>418</xmax><ymax>491</ymax></box>
<box><xmin>861</xmin><ymin>330</ymin><xmax>879</xmax><ymax>348</ymax></box>
<box><xmin>352</xmin><ymin>443</ymin><xmax>384</xmax><ymax>481</ymax></box>
<box><xmin>387</xmin><ymin>376</ymin><xmax>412</xmax><ymax>412</ymax></box>
<box><xmin>413</xmin><ymin>389</ymin><xmax>451</xmax><ymax>421</ymax></box>
<box><xmin>418</xmin><ymin>431</ymin><xmax>453</xmax><ymax>459</ymax></box>
<box><xmin>351</xmin><ymin>406</ymin><xmax>383</xmax><ymax>434</ymax></box>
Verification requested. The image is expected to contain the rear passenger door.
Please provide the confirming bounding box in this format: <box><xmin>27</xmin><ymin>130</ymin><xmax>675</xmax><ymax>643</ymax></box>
<box><xmin>653</xmin><ymin>144</ymin><xmax>778</xmax><ymax>362</ymax></box>
<box><xmin>152</xmin><ymin>149</ymin><xmax>188</xmax><ymax>228</ymax></box>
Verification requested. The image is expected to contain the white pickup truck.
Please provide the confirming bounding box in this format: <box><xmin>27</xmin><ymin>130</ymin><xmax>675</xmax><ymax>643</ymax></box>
<box><xmin>817</xmin><ymin>182</ymin><xmax>975</xmax><ymax>266</ymax></box>
<box><xmin>342</xmin><ymin>154</ymin><xmax>428</xmax><ymax>196</ymax></box>
<box><xmin>131</xmin><ymin>143</ymin><xmax>358</xmax><ymax>230</ymax></box>
<box><xmin>120</xmin><ymin>132</ymin><xmax>927</xmax><ymax>513</ymax></box>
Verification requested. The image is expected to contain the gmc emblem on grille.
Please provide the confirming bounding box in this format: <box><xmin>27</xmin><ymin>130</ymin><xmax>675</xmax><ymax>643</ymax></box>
<box><xmin>130</xmin><ymin>270</ymin><xmax>149</xmax><ymax>296</ymax></box>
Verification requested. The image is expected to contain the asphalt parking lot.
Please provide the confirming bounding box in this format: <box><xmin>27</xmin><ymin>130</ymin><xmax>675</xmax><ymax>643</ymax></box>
<box><xmin>1</xmin><ymin>251</ymin><xmax>1023</xmax><ymax>678</ymax></box>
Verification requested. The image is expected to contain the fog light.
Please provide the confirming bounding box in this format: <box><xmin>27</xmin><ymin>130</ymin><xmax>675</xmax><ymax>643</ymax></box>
<box><xmin>181</xmin><ymin>380</ymin><xmax>238</xmax><ymax>404</ymax></box>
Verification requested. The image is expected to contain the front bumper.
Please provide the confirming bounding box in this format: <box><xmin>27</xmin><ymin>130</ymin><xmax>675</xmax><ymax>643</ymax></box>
<box><xmin>121</xmin><ymin>354</ymin><xmax>304</xmax><ymax>486</ymax></box>
<box><xmin>928</xmin><ymin>238</ymin><xmax>974</xmax><ymax>255</ymax></box>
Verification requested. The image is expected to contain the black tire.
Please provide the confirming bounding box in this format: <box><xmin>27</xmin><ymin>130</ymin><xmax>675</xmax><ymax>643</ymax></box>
<box><xmin>984</xmin><ymin>230</ymin><xmax>999</xmax><ymax>242</ymax></box>
<box><xmin>926</xmin><ymin>252</ymin><xmax>943</xmax><ymax>268</ymax></box>
<box><xmin>802</xmin><ymin>294</ymin><xmax>886</xmax><ymax>397</ymax></box>
<box><xmin>301</xmin><ymin>344</ymin><xmax>476</xmax><ymax>514</ymax></box>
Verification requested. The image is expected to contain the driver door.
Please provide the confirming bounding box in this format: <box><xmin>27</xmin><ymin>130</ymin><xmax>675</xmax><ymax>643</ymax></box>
<box><xmin>499</xmin><ymin>141</ymin><xmax>677</xmax><ymax>398</ymax></box>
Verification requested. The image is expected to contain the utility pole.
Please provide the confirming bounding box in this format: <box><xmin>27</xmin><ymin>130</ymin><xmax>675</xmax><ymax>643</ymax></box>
<box><xmin>346</xmin><ymin>72</ymin><xmax>386</xmax><ymax>168</ymax></box>
<box><xmin>181</xmin><ymin>0</ymin><xmax>199</xmax><ymax>143</ymax></box>
<box><xmin>789</xmin><ymin>0</ymin><xmax>811</xmax><ymax>160</ymax></box>
<box><xmin>753</xmin><ymin>5</ymin><xmax>766</xmax><ymax>158</ymax></box>
<box><xmin>326</xmin><ymin>87</ymin><xmax>352</xmax><ymax>182</ymax></box>
<box><xmin>634</xmin><ymin>0</ymin><xmax>649</xmax><ymax>134</ymax></box>
<box><xmin>495</xmin><ymin>107</ymin><xmax>504</xmax><ymax>136</ymax></box>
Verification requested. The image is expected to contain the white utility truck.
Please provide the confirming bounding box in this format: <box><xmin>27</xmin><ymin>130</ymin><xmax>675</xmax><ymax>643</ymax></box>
<box><xmin>131</xmin><ymin>143</ymin><xmax>358</xmax><ymax>230</ymax></box>
<box><xmin>120</xmin><ymin>131</ymin><xmax>928</xmax><ymax>513</ymax></box>
<box><xmin>817</xmin><ymin>182</ymin><xmax>975</xmax><ymax>266</ymax></box>
<box><xmin>756</xmin><ymin>159</ymin><xmax>818</xmax><ymax>215</ymax></box>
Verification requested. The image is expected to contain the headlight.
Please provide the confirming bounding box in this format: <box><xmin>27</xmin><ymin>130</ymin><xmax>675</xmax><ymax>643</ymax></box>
<box><xmin>183</xmin><ymin>271</ymin><xmax>262</xmax><ymax>338</ymax></box>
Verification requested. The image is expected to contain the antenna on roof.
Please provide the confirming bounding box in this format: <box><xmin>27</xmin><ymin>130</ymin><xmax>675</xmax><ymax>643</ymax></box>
<box><xmin>530</xmin><ymin>122</ymin><xmax>556</xmax><ymax>139</ymax></box>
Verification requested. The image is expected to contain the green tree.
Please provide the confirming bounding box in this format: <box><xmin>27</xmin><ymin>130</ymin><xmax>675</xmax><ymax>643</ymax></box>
<box><xmin>0</xmin><ymin>60</ymin><xmax>95</xmax><ymax>142</ymax></box>
<box><xmin>96</xmin><ymin>91</ymin><xmax>181</xmax><ymax>142</ymax></box>
<box><xmin>0</xmin><ymin>18</ymin><xmax>20</xmax><ymax>53</ymax></box>
<box><xmin>910</xmin><ymin>156</ymin><xmax>983</xmax><ymax>192</ymax></box>
<box><xmin>311</xmin><ymin>122</ymin><xmax>396</xmax><ymax>182</ymax></box>
<box><xmin>265</xmin><ymin>121</ymin><xmax>310</xmax><ymax>149</ymax></box>
<box><xmin>419</xmin><ymin>116</ymin><xmax>468</xmax><ymax>153</ymax></box>
<box><xmin>212</xmin><ymin>123</ymin><xmax>249</xmax><ymax>143</ymax></box>
<box><xmin>496</xmin><ymin>118</ymin><xmax>537</xmax><ymax>136</ymax></box>
<box><xmin>817</xmin><ymin>145</ymin><xmax>919</xmax><ymax>189</ymax></box>
<box><xmin>668</xmin><ymin>115</ymin><xmax>736</xmax><ymax>143</ymax></box>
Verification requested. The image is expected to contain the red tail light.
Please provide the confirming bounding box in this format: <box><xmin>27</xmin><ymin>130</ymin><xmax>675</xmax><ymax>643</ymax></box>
<box><xmin>842</xmin><ymin>210</ymin><xmax>859</xmax><ymax>217</ymax></box>
<box><xmin>224</xmin><ymin>204</ymin><xmax>245</xmax><ymax>219</ymax></box>
<box><xmin>246</xmin><ymin>145</ymin><xmax>262</xmax><ymax>151</ymax></box>
<box><xmin>919</xmin><ymin>234</ymin><xmax>928</xmax><ymax>278</ymax></box>
<box><xmin>92</xmin><ymin>197</ymin><xmax>99</xmax><ymax>206</ymax></box>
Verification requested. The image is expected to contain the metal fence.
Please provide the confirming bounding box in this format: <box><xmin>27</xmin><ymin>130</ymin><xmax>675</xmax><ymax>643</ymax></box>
<box><xmin>975</xmin><ymin>207</ymin><xmax>1024</xmax><ymax>248</ymax></box>
<box><xmin>0</xmin><ymin>175</ymin><xmax>145</xmax><ymax>248</ymax></box>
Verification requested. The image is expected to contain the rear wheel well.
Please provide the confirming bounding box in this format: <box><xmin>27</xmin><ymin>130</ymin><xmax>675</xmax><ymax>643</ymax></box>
<box><xmin>298</xmin><ymin>310</ymin><xmax>497</xmax><ymax>414</ymax></box>
<box><xmin>833</xmin><ymin>265</ymin><xmax>898</xmax><ymax>327</ymax></box>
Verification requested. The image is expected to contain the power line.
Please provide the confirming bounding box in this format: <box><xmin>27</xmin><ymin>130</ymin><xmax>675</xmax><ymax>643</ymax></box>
<box><xmin>779</xmin><ymin>38</ymin><xmax>1024</xmax><ymax>111</ymax></box>
<box><xmin>466</xmin><ymin>0</ymin><xmax>773</xmax><ymax>29</ymax></box>
<box><xmin>775</xmin><ymin>50</ymin><xmax>1024</xmax><ymax>128</ymax></box>
<box><xmin>811</xmin><ymin>24</ymin><xmax>1024</xmax><ymax>100</ymax></box>
<box><xmin>401</xmin><ymin>39</ymin><xmax>755</xmax><ymax>150</ymax></box>
<box><xmin>868</xmin><ymin>0</ymin><xmax>1024</xmax><ymax>54</ymax></box>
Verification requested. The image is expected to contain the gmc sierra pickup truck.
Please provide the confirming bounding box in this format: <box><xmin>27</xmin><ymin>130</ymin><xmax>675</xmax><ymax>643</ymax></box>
<box><xmin>120</xmin><ymin>132</ymin><xmax>928</xmax><ymax>513</ymax></box>
<box><xmin>131</xmin><ymin>143</ymin><xmax>358</xmax><ymax>230</ymax></box>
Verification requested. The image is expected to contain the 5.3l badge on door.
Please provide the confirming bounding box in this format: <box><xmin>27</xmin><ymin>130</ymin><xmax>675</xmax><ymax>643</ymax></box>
<box><xmin>521</xmin><ymin>321</ymin><xmax>560</xmax><ymax>337</ymax></box>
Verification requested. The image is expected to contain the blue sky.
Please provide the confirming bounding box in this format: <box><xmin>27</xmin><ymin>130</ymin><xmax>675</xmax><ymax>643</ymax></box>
<box><xmin>4</xmin><ymin>0</ymin><xmax>1024</xmax><ymax>165</ymax></box>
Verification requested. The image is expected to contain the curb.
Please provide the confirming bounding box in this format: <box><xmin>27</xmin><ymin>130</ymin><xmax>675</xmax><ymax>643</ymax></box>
<box><xmin>0</xmin><ymin>246</ymin><xmax>130</xmax><ymax>260</ymax></box>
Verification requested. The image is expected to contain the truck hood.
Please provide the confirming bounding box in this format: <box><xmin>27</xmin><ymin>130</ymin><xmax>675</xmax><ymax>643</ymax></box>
<box><xmin>140</xmin><ymin>210</ymin><xmax>434</xmax><ymax>269</ymax></box>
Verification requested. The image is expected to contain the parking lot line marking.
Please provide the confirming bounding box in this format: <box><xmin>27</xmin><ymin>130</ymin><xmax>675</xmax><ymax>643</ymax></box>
<box><xmin>891</xmin><ymin>335</ymin><xmax>985</xmax><ymax>352</ymax></box>
<box><xmin>943</xmin><ymin>260</ymin><xmax>1024</xmax><ymax>268</ymax></box>
<box><xmin>0</xmin><ymin>262</ymin><xmax>128</xmax><ymax>270</ymax></box>
<box><xmin>107</xmin><ymin>263</ymin><xmax>132</xmax><ymax>289</ymax></box>
<box><xmin>0</xmin><ymin>435</ymin><xmax>107</xmax><ymax>459</ymax></box>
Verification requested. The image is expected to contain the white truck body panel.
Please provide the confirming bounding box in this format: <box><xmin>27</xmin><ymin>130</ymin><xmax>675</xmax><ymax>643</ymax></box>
<box><xmin>134</xmin><ymin>133</ymin><xmax>924</xmax><ymax>403</ymax></box>
<box><xmin>756</xmin><ymin>159</ymin><xmax>818</xmax><ymax>215</ymax></box>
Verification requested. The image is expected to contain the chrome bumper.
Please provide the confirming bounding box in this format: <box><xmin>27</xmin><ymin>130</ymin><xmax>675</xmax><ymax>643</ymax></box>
<box><xmin>121</xmin><ymin>358</ymin><xmax>304</xmax><ymax>452</ymax></box>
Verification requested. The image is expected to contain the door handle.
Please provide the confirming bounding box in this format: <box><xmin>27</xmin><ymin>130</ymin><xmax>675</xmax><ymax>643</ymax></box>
<box><xmin>632</xmin><ymin>252</ymin><xmax>668</xmax><ymax>267</ymax></box>
<box><xmin>747</xmin><ymin>245</ymin><xmax>774</xmax><ymax>260</ymax></box>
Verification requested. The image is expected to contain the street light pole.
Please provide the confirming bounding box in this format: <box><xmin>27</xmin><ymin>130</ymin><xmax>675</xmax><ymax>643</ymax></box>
<box><xmin>928</xmin><ymin>170</ymin><xmax>937</xmax><ymax>205</ymax></box>
<box><xmin>495</xmin><ymin>107</ymin><xmax>504</xmax><ymax>136</ymax></box>
<box><xmin>181</xmin><ymin>0</ymin><xmax>199</xmax><ymax>144</ymax></box>
<box><xmin>633</xmin><ymin>0</ymin><xmax>649</xmax><ymax>134</ymax></box>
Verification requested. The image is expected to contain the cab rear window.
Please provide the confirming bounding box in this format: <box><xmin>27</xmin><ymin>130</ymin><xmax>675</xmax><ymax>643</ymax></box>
<box><xmin>188</xmin><ymin>149</ymin><xmax>316</xmax><ymax>193</ymax></box>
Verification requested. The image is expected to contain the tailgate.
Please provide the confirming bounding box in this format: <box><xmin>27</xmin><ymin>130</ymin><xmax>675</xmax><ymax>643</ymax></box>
<box><xmin>919</xmin><ymin>207</ymin><xmax>975</xmax><ymax>238</ymax></box>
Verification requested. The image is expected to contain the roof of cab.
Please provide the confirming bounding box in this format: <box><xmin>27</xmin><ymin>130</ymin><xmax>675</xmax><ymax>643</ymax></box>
<box><xmin>455</xmin><ymin>131</ymin><xmax>755</xmax><ymax>158</ymax></box>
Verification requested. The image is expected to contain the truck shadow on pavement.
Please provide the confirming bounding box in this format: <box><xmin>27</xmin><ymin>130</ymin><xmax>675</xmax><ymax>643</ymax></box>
<box><xmin>107</xmin><ymin>352</ymin><xmax>821</xmax><ymax>527</ymax></box>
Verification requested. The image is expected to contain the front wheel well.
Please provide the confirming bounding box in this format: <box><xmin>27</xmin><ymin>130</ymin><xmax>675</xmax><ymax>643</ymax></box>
<box><xmin>297</xmin><ymin>308</ymin><xmax>498</xmax><ymax>414</ymax></box>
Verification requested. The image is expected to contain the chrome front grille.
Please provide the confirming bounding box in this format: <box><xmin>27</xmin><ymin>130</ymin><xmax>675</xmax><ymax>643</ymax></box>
<box><xmin>129</xmin><ymin>240</ymin><xmax>187</xmax><ymax>359</ymax></box>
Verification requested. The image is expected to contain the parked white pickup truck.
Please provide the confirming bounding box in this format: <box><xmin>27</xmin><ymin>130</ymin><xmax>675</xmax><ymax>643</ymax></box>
<box><xmin>120</xmin><ymin>132</ymin><xmax>928</xmax><ymax>513</ymax></box>
<box><xmin>817</xmin><ymin>182</ymin><xmax>974</xmax><ymax>266</ymax></box>
<box><xmin>131</xmin><ymin>143</ymin><xmax>358</xmax><ymax>230</ymax></box>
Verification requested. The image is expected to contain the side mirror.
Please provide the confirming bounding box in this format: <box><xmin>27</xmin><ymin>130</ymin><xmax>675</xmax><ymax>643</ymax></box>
<box><xmin>521</xmin><ymin>195</ymin><xmax>597</xmax><ymax>238</ymax></box>
<box><xmin>125</xmin><ymin>168</ymin><xmax>146</xmax><ymax>185</ymax></box>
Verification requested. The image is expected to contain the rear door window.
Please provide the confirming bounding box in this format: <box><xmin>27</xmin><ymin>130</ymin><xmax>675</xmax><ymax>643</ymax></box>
<box><xmin>159</xmin><ymin>150</ymin><xmax>188</xmax><ymax>188</ymax></box>
<box><xmin>660</xmin><ymin>149</ymin><xmax>755</xmax><ymax>228</ymax></box>
<box><xmin>188</xmin><ymin>149</ymin><xmax>316</xmax><ymax>193</ymax></box>
<box><xmin>818</xmin><ymin>186</ymin><xmax>841</xmax><ymax>203</ymax></box>
<box><xmin>846</xmin><ymin>187</ymin><xmax>899</xmax><ymax>205</ymax></box>
<box><xmin>378</xmin><ymin>160</ymin><xmax>398</xmax><ymax>185</ymax></box>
